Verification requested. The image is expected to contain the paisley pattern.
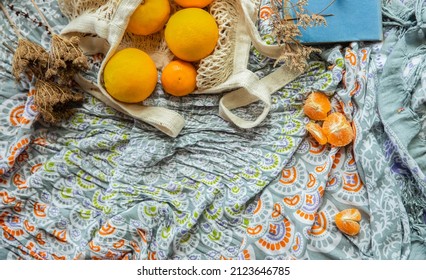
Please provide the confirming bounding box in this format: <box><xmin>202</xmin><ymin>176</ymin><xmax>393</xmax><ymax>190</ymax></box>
<box><xmin>1</xmin><ymin>0</ymin><xmax>425</xmax><ymax>260</ymax></box>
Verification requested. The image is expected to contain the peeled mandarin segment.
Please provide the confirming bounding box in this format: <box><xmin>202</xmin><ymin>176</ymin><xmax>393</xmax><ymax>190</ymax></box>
<box><xmin>303</xmin><ymin>91</ymin><xmax>332</xmax><ymax>120</ymax></box>
<box><xmin>174</xmin><ymin>0</ymin><xmax>214</xmax><ymax>8</ymax></box>
<box><xmin>165</xmin><ymin>8</ymin><xmax>219</xmax><ymax>62</ymax></box>
<box><xmin>127</xmin><ymin>0</ymin><xmax>170</xmax><ymax>35</ymax></box>
<box><xmin>306</xmin><ymin>122</ymin><xmax>327</xmax><ymax>145</ymax></box>
<box><xmin>335</xmin><ymin>208</ymin><xmax>362</xmax><ymax>236</ymax></box>
<box><xmin>161</xmin><ymin>60</ymin><xmax>197</xmax><ymax>96</ymax></box>
<box><xmin>322</xmin><ymin>112</ymin><xmax>354</xmax><ymax>147</ymax></box>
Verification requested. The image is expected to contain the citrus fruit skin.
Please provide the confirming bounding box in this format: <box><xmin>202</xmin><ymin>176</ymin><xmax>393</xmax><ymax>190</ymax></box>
<box><xmin>127</xmin><ymin>0</ymin><xmax>170</xmax><ymax>35</ymax></box>
<box><xmin>161</xmin><ymin>60</ymin><xmax>197</xmax><ymax>96</ymax></box>
<box><xmin>303</xmin><ymin>91</ymin><xmax>332</xmax><ymax>120</ymax></box>
<box><xmin>306</xmin><ymin>122</ymin><xmax>327</xmax><ymax>145</ymax></box>
<box><xmin>174</xmin><ymin>0</ymin><xmax>214</xmax><ymax>8</ymax></box>
<box><xmin>322</xmin><ymin>112</ymin><xmax>354</xmax><ymax>147</ymax></box>
<box><xmin>335</xmin><ymin>208</ymin><xmax>361</xmax><ymax>236</ymax></box>
<box><xmin>104</xmin><ymin>48</ymin><xmax>158</xmax><ymax>103</ymax></box>
<box><xmin>165</xmin><ymin>8</ymin><xmax>219</xmax><ymax>62</ymax></box>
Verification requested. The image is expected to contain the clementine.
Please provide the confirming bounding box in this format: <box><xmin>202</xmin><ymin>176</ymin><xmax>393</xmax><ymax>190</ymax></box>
<box><xmin>306</xmin><ymin>122</ymin><xmax>327</xmax><ymax>145</ymax></box>
<box><xmin>335</xmin><ymin>208</ymin><xmax>361</xmax><ymax>236</ymax></box>
<box><xmin>303</xmin><ymin>91</ymin><xmax>331</xmax><ymax>120</ymax></box>
<box><xmin>322</xmin><ymin>112</ymin><xmax>354</xmax><ymax>147</ymax></box>
<box><xmin>161</xmin><ymin>60</ymin><xmax>197</xmax><ymax>96</ymax></box>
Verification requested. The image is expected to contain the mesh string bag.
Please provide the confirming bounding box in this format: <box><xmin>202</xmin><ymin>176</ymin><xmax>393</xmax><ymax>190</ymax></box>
<box><xmin>58</xmin><ymin>0</ymin><xmax>302</xmax><ymax>137</ymax></box>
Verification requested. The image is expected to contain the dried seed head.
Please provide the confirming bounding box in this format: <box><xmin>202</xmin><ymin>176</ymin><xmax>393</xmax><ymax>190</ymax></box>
<box><xmin>269</xmin><ymin>0</ymin><xmax>326</xmax><ymax>72</ymax></box>
<box><xmin>12</xmin><ymin>38</ymin><xmax>49</xmax><ymax>81</ymax></box>
<box><xmin>46</xmin><ymin>35</ymin><xmax>89</xmax><ymax>84</ymax></box>
<box><xmin>73</xmin><ymin>56</ymin><xmax>89</xmax><ymax>69</ymax></box>
<box><xmin>34</xmin><ymin>79</ymin><xmax>84</xmax><ymax>123</ymax></box>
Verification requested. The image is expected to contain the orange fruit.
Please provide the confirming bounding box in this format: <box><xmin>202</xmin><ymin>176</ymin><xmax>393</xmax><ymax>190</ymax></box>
<box><xmin>127</xmin><ymin>0</ymin><xmax>170</xmax><ymax>35</ymax></box>
<box><xmin>306</xmin><ymin>122</ymin><xmax>327</xmax><ymax>145</ymax></box>
<box><xmin>165</xmin><ymin>8</ymin><xmax>219</xmax><ymax>62</ymax></box>
<box><xmin>161</xmin><ymin>60</ymin><xmax>197</xmax><ymax>96</ymax></box>
<box><xmin>174</xmin><ymin>0</ymin><xmax>214</xmax><ymax>8</ymax></box>
<box><xmin>303</xmin><ymin>91</ymin><xmax>332</xmax><ymax>120</ymax></box>
<box><xmin>322</xmin><ymin>112</ymin><xmax>354</xmax><ymax>147</ymax></box>
<box><xmin>335</xmin><ymin>208</ymin><xmax>361</xmax><ymax>236</ymax></box>
<box><xmin>103</xmin><ymin>48</ymin><xmax>158</xmax><ymax>103</ymax></box>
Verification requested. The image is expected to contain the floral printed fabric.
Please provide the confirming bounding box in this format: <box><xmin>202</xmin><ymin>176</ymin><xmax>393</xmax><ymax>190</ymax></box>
<box><xmin>0</xmin><ymin>0</ymin><xmax>425</xmax><ymax>260</ymax></box>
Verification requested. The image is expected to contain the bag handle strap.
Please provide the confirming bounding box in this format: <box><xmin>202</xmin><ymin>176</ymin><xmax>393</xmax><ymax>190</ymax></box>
<box><xmin>239</xmin><ymin>0</ymin><xmax>285</xmax><ymax>59</ymax></box>
<box><xmin>217</xmin><ymin>0</ymin><xmax>302</xmax><ymax>129</ymax></box>
<box><xmin>74</xmin><ymin>74</ymin><xmax>185</xmax><ymax>138</ymax></box>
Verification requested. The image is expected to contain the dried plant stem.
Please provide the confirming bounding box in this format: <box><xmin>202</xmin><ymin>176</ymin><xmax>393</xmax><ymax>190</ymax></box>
<box><xmin>317</xmin><ymin>0</ymin><xmax>336</xmax><ymax>15</ymax></box>
<box><xmin>270</xmin><ymin>0</ymin><xmax>327</xmax><ymax>72</ymax></box>
<box><xmin>0</xmin><ymin>2</ymin><xmax>22</xmax><ymax>38</ymax></box>
<box><xmin>29</xmin><ymin>0</ymin><xmax>54</xmax><ymax>34</ymax></box>
<box><xmin>2</xmin><ymin>42</ymin><xmax>15</xmax><ymax>53</ymax></box>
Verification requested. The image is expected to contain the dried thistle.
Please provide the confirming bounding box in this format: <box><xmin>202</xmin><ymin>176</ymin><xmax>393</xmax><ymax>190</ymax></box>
<box><xmin>12</xmin><ymin>38</ymin><xmax>49</xmax><ymax>81</ymax></box>
<box><xmin>270</xmin><ymin>0</ymin><xmax>331</xmax><ymax>72</ymax></box>
<box><xmin>34</xmin><ymin>79</ymin><xmax>84</xmax><ymax>123</ymax></box>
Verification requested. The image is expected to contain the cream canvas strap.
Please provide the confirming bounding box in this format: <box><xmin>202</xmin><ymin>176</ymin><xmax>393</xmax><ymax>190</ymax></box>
<box><xmin>239</xmin><ymin>0</ymin><xmax>284</xmax><ymax>59</ymax></box>
<box><xmin>74</xmin><ymin>74</ymin><xmax>185</xmax><ymax>137</ymax></box>
<box><xmin>206</xmin><ymin>0</ymin><xmax>302</xmax><ymax>129</ymax></box>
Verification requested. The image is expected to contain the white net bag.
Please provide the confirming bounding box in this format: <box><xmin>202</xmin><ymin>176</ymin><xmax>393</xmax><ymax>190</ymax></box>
<box><xmin>59</xmin><ymin>0</ymin><xmax>302</xmax><ymax>137</ymax></box>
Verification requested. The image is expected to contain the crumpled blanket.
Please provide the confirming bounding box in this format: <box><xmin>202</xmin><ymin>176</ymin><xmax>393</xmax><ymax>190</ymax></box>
<box><xmin>0</xmin><ymin>0</ymin><xmax>425</xmax><ymax>260</ymax></box>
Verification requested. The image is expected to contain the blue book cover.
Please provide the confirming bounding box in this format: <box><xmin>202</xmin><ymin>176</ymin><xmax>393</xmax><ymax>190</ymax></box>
<box><xmin>296</xmin><ymin>0</ymin><xmax>383</xmax><ymax>44</ymax></box>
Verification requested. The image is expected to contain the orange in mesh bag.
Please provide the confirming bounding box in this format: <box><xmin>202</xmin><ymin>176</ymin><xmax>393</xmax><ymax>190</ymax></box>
<box><xmin>59</xmin><ymin>0</ymin><xmax>302</xmax><ymax>137</ymax></box>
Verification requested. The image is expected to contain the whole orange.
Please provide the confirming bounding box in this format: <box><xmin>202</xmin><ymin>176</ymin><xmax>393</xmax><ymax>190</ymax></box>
<box><xmin>174</xmin><ymin>0</ymin><xmax>214</xmax><ymax>8</ymax></box>
<box><xmin>161</xmin><ymin>60</ymin><xmax>197</xmax><ymax>96</ymax></box>
<box><xmin>127</xmin><ymin>0</ymin><xmax>170</xmax><ymax>35</ymax></box>
<box><xmin>165</xmin><ymin>8</ymin><xmax>218</xmax><ymax>62</ymax></box>
<box><xmin>103</xmin><ymin>48</ymin><xmax>158</xmax><ymax>103</ymax></box>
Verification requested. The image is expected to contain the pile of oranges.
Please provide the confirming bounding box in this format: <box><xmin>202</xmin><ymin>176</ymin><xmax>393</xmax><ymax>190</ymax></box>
<box><xmin>103</xmin><ymin>0</ymin><xmax>218</xmax><ymax>103</ymax></box>
<box><xmin>303</xmin><ymin>91</ymin><xmax>354</xmax><ymax>147</ymax></box>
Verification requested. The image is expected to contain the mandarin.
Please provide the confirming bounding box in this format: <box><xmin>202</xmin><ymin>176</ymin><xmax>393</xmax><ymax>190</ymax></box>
<box><xmin>161</xmin><ymin>60</ymin><xmax>197</xmax><ymax>96</ymax></box>
<box><xmin>127</xmin><ymin>0</ymin><xmax>170</xmax><ymax>35</ymax></box>
<box><xmin>303</xmin><ymin>91</ymin><xmax>332</xmax><ymax>120</ymax></box>
<box><xmin>322</xmin><ymin>112</ymin><xmax>354</xmax><ymax>147</ymax></box>
<box><xmin>306</xmin><ymin>122</ymin><xmax>327</xmax><ymax>145</ymax></box>
<box><xmin>335</xmin><ymin>208</ymin><xmax>362</xmax><ymax>236</ymax></box>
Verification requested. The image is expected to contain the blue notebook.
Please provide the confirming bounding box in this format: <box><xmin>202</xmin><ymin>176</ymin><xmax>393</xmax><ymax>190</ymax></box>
<box><xmin>296</xmin><ymin>0</ymin><xmax>383</xmax><ymax>44</ymax></box>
